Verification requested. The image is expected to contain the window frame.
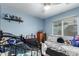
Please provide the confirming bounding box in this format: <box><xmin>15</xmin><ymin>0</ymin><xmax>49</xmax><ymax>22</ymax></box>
<box><xmin>52</xmin><ymin>16</ymin><xmax>77</xmax><ymax>36</ymax></box>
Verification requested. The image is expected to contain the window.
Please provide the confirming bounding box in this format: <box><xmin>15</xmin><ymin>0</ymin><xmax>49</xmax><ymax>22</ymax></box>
<box><xmin>53</xmin><ymin>16</ymin><xmax>77</xmax><ymax>36</ymax></box>
<box><xmin>53</xmin><ymin>20</ymin><xmax>62</xmax><ymax>35</ymax></box>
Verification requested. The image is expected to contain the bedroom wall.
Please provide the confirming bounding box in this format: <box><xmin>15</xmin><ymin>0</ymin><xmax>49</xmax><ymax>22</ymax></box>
<box><xmin>44</xmin><ymin>7</ymin><xmax>79</xmax><ymax>36</ymax></box>
<box><xmin>0</xmin><ymin>4</ymin><xmax>44</xmax><ymax>36</ymax></box>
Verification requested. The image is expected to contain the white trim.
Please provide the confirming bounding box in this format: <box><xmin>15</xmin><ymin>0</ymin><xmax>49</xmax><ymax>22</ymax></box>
<box><xmin>62</xmin><ymin>20</ymin><xmax>64</xmax><ymax>36</ymax></box>
<box><xmin>52</xmin><ymin>23</ymin><xmax>54</xmax><ymax>35</ymax></box>
<box><xmin>76</xmin><ymin>16</ymin><xmax>79</xmax><ymax>35</ymax></box>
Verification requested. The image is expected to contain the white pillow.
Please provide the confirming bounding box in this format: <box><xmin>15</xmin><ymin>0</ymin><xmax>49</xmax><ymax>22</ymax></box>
<box><xmin>47</xmin><ymin>36</ymin><xmax>58</xmax><ymax>42</ymax></box>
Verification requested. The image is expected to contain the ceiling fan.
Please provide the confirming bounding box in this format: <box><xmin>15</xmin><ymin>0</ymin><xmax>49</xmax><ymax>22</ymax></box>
<box><xmin>41</xmin><ymin>3</ymin><xmax>69</xmax><ymax>13</ymax></box>
<box><xmin>43</xmin><ymin>3</ymin><xmax>61</xmax><ymax>6</ymax></box>
<box><xmin>41</xmin><ymin>3</ymin><xmax>62</xmax><ymax>12</ymax></box>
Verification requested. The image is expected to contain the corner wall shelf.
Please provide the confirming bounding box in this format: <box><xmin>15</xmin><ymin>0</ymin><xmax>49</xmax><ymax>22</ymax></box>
<box><xmin>2</xmin><ymin>14</ymin><xmax>23</xmax><ymax>23</ymax></box>
<box><xmin>3</xmin><ymin>17</ymin><xmax>23</xmax><ymax>23</ymax></box>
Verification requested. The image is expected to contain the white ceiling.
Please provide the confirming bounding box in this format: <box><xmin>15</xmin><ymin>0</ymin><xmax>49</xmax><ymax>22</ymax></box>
<box><xmin>1</xmin><ymin>3</ymin><xmax>79</xmax><ymax>19</ymax></box>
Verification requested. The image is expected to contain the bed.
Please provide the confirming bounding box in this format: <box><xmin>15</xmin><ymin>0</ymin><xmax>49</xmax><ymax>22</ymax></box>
<box><xmin>44</xmin><ymin>35</ymin><xmax>79</xmax><ymax>56</ymax></box>
<box><xmin>45</xmin><ymin>41</ymin><xmax>79</xmax><ymax>56</ymax></box>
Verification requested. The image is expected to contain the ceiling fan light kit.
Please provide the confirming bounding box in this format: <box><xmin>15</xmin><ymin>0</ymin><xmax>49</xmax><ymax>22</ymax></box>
<box><xmin>42</xmin><ymin>3</ymin><xmax>62</xmax><ymax>12</ymax></box>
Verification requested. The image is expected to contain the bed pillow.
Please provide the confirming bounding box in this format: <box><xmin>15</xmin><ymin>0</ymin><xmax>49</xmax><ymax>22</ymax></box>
<box><xmin>47</xmin><ymin>36</ymin><xmax>57</xmax><ymax>42</ymax></box>
<box><xmin>57</xmin><ymin>37</ymin><xmax>64</xmax><ymax>43</ymax></box>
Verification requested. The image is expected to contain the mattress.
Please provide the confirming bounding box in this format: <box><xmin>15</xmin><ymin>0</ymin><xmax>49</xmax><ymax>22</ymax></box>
<box><xmin>45</xmin><ymin>41</ymin><xmax>79</xmax><ymax>56</ymax></box>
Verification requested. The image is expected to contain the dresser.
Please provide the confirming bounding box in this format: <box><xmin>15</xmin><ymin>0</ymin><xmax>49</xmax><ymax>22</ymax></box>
<box><xmin>36</xmin><ymin>32</ymin><xmax>46</xmax><ymax>42</ymax></box>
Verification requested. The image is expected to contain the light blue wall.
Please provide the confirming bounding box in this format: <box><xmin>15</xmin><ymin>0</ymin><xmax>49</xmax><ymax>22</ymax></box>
<box><xmin>44</xmin><ymin>7</ymin><xmax>79</xmax><ymax>35</ymax></box>
<box><xmin>0</xmin><ymin>4</ymin><xmax>44</xmax><ymax>36</ymax></box>
<box><xmin>1</xmin><ymin>4</ymin><xmax>79</xmax><ymax>36</ymax></box>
